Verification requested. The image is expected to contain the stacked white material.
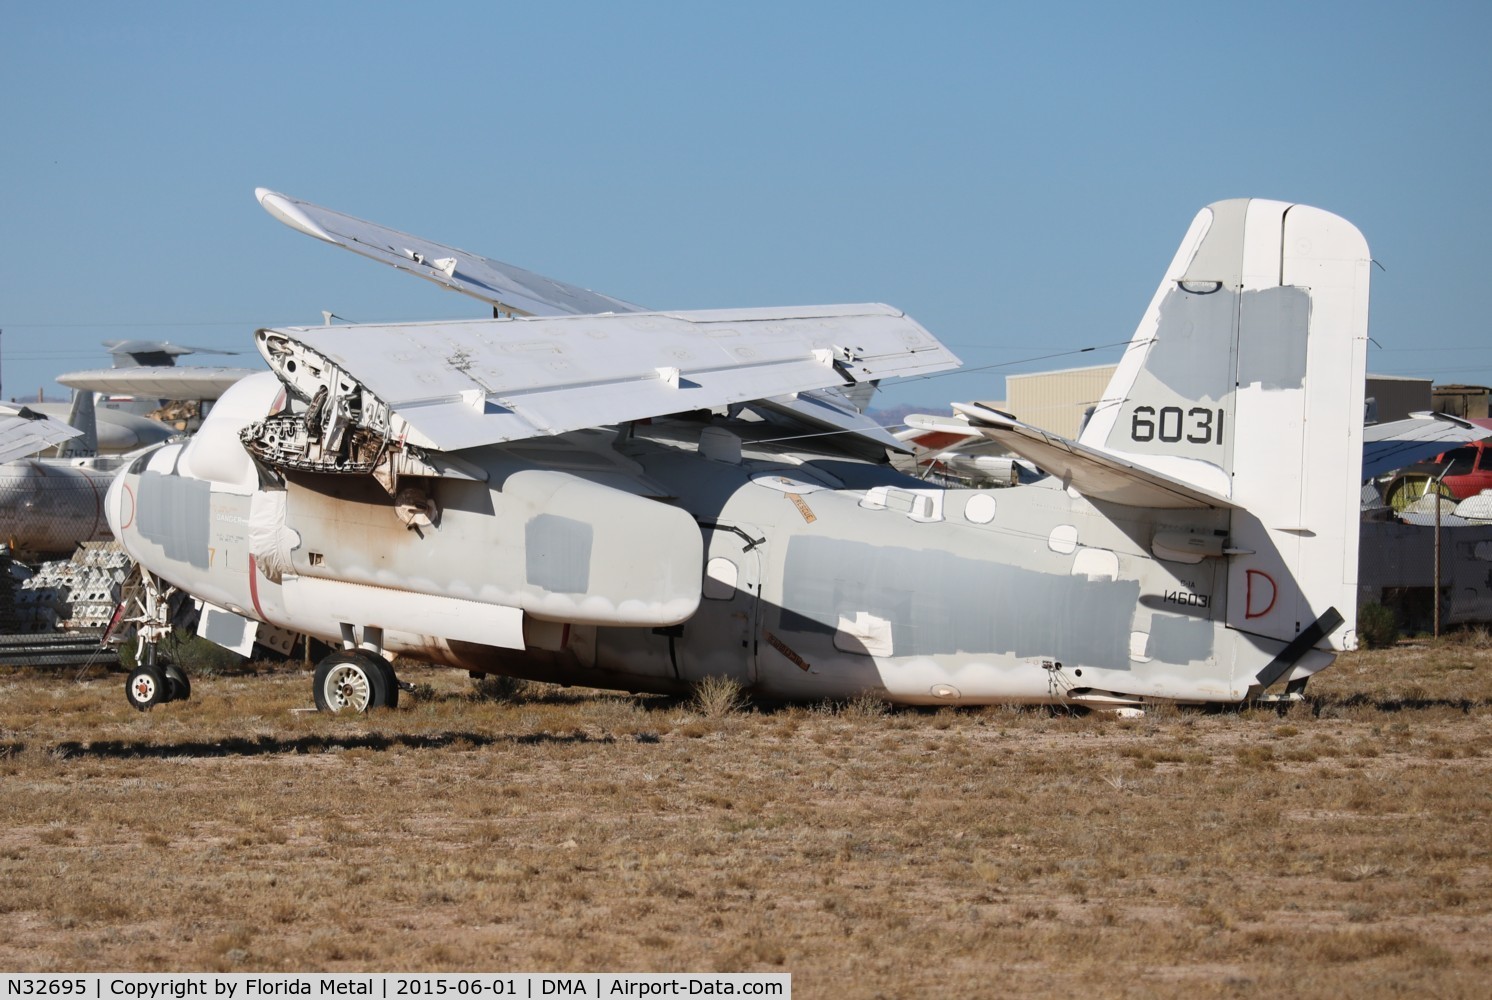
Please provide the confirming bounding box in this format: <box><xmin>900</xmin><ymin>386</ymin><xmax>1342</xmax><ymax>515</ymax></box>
<box><xmin>17</xmin><ymin>542</ymin><xmax>132</xmax><ymax>630</ymax></box>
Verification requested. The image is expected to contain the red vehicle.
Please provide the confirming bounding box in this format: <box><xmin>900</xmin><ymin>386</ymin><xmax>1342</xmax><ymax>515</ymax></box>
<box><xmin>1434</xmin><ymin>440</ymin><xmax>1492</xmax><ymax>498</ymax></box>
<box><xmin>1386</xmin><ymin>435</ymin><xmax>1492</xmax><ymax>511</ymax></box>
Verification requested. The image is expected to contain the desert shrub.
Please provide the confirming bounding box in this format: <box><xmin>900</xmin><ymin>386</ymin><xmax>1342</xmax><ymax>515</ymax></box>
<box><xmin>690</xmin><ymin>675</ymin><xmax>747</xmax><ymax>718</ymax></box>
<box><xmin>470</xmin><ymin>673</ymin><xmax>533</xmax><ymax>702</ymax></box>
<box><xmin>1439</xmin><ymin>625</ymin><xmax>1492</xmax><ymax>649</ymax></box>
<box><xmin>842</xmin><ymin>691</ymin><xmax>890</xmax><ymax>719</ymax></box>
<box><xmin>1358</xmin><ymin>603</ymin><xmax>1398</xmax><ymax>649</ymax></box>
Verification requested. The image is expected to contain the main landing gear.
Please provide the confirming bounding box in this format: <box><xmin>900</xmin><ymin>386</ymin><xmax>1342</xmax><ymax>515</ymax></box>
<box><xmin>313</xmin><ymin>648</ymin><xmax>401</xmax><ymax>712</ymax></box>
<box><xmin>311</xmin><ymin>625</ymin><xmax>409</xmax><ymax>713</ymax></box>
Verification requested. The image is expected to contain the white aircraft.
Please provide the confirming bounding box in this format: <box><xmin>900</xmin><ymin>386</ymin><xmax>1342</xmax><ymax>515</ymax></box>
<box><xmin>894</xmin><ymin>416</ymin><xmax>1032</xmax><ymax>486</ymax></box>
<box><xmin>108</xmin><ymin>191</ymin><xmax>1370</xmax><ymax>714</ymax></box>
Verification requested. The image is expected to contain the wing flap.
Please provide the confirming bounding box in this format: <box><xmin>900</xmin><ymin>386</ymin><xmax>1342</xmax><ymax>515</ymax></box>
<box><xmin>952</xmin><ymin>402</ymin><xmax>1235</xmax><ymax>509</ymax></box>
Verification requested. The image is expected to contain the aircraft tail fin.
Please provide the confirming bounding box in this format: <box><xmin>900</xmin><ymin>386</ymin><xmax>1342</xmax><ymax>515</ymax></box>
<box><xmin>1078</xmin><ymin>200</ymin><xmax>1370</xmax><ymax>653</ymax></box>
<box><xmin>56</xmin><ymin>389</ymin><xmax>98</xmax><ymax>459</ymax></box>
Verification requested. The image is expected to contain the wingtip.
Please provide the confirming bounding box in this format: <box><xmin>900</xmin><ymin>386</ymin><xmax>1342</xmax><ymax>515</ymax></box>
<box><xmin>256</xmin><ymin>188</ymin><xmax>334</xmax><ymax>243</ymax></box>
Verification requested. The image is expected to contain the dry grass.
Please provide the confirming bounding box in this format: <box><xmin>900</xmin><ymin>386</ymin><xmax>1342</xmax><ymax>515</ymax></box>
<box><xmin>1</xmin><ymin>642</ymin><xmax>1491</xmax><ymax>997</ymax></box>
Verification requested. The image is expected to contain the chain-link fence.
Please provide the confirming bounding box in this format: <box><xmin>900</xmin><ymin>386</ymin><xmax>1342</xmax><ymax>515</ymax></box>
<box><xmin>1359</xmin><ymin>477</ymin><xmax>1492</xmax><ymax>641</ymax></box>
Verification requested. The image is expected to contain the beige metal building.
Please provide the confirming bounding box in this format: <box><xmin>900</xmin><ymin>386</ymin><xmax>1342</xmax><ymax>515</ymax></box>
<box><xmin>1431</xmin><ymin>384</ymin><xmax>1491</xmax><ymax>419</ymax></box>
<box><xmin>1004</xmin><ymin>365</ymin><xmax>1432</xmax><ymax>438</ymax></box>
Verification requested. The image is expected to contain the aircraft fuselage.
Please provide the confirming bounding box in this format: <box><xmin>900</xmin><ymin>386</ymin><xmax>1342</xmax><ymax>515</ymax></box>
<box><xmin>107</xmin><ymin>413</ymin><xmax>1318</xmax><ymax>707</ymax></box>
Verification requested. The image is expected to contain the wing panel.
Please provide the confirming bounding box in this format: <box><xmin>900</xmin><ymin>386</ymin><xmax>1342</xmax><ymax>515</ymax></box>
<box><xmin>0</xmin><ymin>407</ymin><xmax>83</xmax><ymax>464</ymax></box>
<box><xmin>254</xmin><ymin>305</ymin><xmax>959</xmax><ymax>452</ymax></box>
<box><xmin>257</xmin><ymin>189</ymin><xmax>645</xmax><ymax>317</ymax></box>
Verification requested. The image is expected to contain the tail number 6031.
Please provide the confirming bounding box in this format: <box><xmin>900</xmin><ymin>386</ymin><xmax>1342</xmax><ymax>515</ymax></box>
<box><xmin>1130</xmin><ymin>406</ymin><xmax>1224</xmax><ymax>445</ymax></box>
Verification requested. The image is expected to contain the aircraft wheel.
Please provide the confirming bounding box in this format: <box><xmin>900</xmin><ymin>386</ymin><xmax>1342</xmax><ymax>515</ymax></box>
<box><xmin>313</xmin><ymin>650</ymin><xmax>393</xmax><ymax>713</ymax></box>
<box><xmin>163</xmin><ymin>664</ymin><xmax>191</xmax><ymax>704</ymax></box>
<box><xmin>1386</xmin><ymin>474</ymin><xmax>1452</xmax><ymax>514</ymax></box>
<box><xmin>126</xmin><ymin>664</ymin><xmax>166</xmax><ymax>712</ymax></box>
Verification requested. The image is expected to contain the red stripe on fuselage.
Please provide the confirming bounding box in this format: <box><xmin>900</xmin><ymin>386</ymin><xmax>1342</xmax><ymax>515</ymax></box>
<box><xmin>248</xmin><ymin>553</ymin><xmax>266</xmax><ymax>620</ymax></box>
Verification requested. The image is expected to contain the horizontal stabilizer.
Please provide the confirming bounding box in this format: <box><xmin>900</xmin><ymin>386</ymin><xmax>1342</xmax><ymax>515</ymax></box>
<box><xmin>255</xmin><ymin>304</ymin><xmax>959</xmax><ymax>453</ymax></box>
<box><xmin>57</xmin><ymin>366</ymin><xmax>264</xmax><ymax>401</ymax></box>
<box><xmin>256</xmin><ymin>188</ymin><xmax>644</xmax><ymax>318</ymax></box>
<box><xmin>951</xmin><ymin>402</ymin><xmax>1234</xmax><ymax>509</ymax></box>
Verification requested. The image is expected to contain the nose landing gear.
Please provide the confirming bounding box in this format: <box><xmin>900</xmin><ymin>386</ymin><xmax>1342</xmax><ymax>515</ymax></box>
<box><xmin>121</xmin><ymin>571</ymin><xmax>190</xmax><ymax>713</ymax></box>
<box><xmin>124</xmin><ymin>657</ymin><xmax>192</xmax><ymax>711</ymax></box>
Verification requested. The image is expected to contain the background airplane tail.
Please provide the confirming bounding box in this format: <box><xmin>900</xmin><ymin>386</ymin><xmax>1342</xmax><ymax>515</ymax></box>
<box><xmin>55</xmin><ymin>389</ymin><xmax>98</xmax><ymax>459</ymax></box>
<box><xmin>1079</xmin><ymin>200</ymin><xmax>1371</xmax><ymax>654</ymax></box>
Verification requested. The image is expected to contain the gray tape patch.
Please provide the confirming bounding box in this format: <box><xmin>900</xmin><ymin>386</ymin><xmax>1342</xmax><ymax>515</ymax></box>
<box><xmin>1236</xmin><ymin>286</ymin><xmax>1309</xmax><ymax>391</ymax></box>
<box><xmin>525</xmin><ymin>513</ymin><xmax>593</xmax><ymax>594</ymax></box>
<box><xmin>780</xmin><ymin>536</ymin><xmax>1139</xmax><ymax>669</ymax></box>
<box><xmin>1148</xmin><ymin>613</ymin><xmax>1215</xmax><ymax>665</ymax></box>
<box><xmin>1138</xmin><ymin>287</ymin><xmax>1239</xmax><ymax>403</ymax></box>
<box><xmin>135</xmin><ymin>472</ymin><xmax>211</xmax><ymax>569</ymax></box>
<box><xmin>202</xmin><ymin>606</ymin><xmax>249</xmax><ymax>650</ymax></box>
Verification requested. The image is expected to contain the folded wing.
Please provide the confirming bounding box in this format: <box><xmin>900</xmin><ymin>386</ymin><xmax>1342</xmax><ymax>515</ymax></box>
<box><xmin>247</xmin><ymin>304</ymin><xmax>959</xmax><ymax>464</ymax></box>
<box><xmin>256</xmin><ymin>188</ymin><xmax>645</xmax><ymax>318</ymax></box>
<box><xmin>256</xmin><ymin>188</ymin><xmax>925</xmax><ymax>452</ymax></box>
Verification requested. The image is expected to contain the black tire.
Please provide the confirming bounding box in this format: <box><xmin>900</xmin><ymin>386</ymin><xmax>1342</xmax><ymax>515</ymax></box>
<box><xmin>126</xmin><ymin>664</ymin><xmax>166</xmax><ymax>712</ymax></box>
<box><xmin>360</xmin><ymin>650</ymin><xmax>400</xmax><ymax>710</ymax></box>
<box><xmin>163</xmin><ymin>663</ymin><xmax>191</xmax><ymax>704</ymax></box>
<box><xmin>312</xmin><ymin>650</ymin><xmax>392</xmax><ymax>713</ymax></box>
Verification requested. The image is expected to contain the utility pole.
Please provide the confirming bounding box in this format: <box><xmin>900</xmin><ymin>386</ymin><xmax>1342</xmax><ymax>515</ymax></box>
<box><xmin>1434</xmin><ymin>485</ymin><xmax>1442</xmax><ymax>639</ymax></box>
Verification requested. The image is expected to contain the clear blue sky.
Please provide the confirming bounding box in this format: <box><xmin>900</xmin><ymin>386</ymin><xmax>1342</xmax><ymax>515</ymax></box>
<box><xmin>3</xmin><ymin>1</ymin><xmax>1489</xmax><ymax>411</ymax></box>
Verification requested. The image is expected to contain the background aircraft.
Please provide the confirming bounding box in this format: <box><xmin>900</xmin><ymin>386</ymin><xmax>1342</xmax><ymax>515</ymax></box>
<box><xmin>110</xmin><ymin>192</ymin><xmax>1369</xmax><ymax>715</ymax></box>
<box><xmin>0</xmin><ymin>341</ymin><xmax>265</xmax><ymax>558</ymax></box>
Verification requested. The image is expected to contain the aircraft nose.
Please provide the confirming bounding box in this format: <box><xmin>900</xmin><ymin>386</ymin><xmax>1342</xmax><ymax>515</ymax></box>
<box><xmin>104</xmin><ymin>467</ymin><xmax>133</xmax><ymax>539</ymax></box>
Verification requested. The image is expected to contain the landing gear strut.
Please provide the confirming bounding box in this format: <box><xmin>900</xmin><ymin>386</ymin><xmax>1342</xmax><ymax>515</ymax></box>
<box><xmin>121</xmin><ymin>572</ymin><xmax>189</xmax><ymax>712</ymax></box>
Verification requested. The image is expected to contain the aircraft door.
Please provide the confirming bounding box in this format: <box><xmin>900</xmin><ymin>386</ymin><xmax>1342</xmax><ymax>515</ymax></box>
<box><xmin>679</xmin><ymin>523</ymin><xmax>763</xmax><ymax>686</ymax></box>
